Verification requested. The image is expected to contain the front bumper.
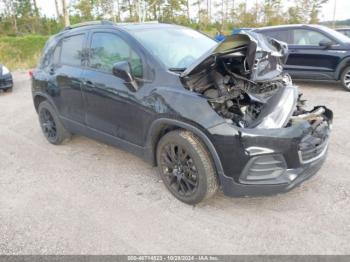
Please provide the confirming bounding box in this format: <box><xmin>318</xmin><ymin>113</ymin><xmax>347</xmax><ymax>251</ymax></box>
<box><xmin>208</xmin><ymin>106</ymin><xmax>333</xmax><ymax>197</ymax></box>
<box><xmin>0</xmin><ymin>73</ymin><xmax>13</xmax><ymax>89</ymax></box>
<box><xmin>219</xmin><ymin>148</ymin><xmax>327</xmax><ymax>197</ymax></box>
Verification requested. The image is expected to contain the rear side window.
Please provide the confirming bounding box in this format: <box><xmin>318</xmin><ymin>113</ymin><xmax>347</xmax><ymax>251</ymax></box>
<box><xmin>61</xmin><ymin>34</ymin><xmax>84</xmax><ymax>67</ymax></box>
<box><xmin>89</xmin><ymin>32</ymin><xmax>143</xmax><ymax>77</ymax></box>
<box><xmin>263</xmin><ymin>30</ymin><xmax>290</xmax><ymax>43</ymax></box>
<box><xmin>291</xmin><ymin>29</ymin><xmax>332</xmax><ymax>45</ymax></box>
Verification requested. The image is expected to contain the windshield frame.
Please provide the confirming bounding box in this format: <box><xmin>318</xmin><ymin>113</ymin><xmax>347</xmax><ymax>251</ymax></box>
<box><xmin>128</xmin><ymin>26</ymin><xmax>218</xmax><ymax>71</ymax></box>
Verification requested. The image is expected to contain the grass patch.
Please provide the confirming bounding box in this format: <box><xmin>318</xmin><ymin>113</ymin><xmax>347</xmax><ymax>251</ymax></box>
<box><xmin>0</xmin><ymin>35</ymin><xmax>49</xmax><ymax>70</ymax></box>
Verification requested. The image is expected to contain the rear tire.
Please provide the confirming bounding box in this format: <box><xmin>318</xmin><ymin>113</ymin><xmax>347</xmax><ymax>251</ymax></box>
<box><xmin>341</xmin><ymin>66</ymin><xmax>350</xmax><ymax>91</ymax></box>
<box><xmin>156</xmin><ymin>130</ymin><xmax>218</xmax><ymax>205</ymax></box>
<box><xmin>38</xmin><ymin>101</ymin><xmax>71</xmax><ymax>145</ymax></box>
<box><xmin>4</xmin><ymin>87</ymin><xmax>13</xmax><ymax>92</ymax></box>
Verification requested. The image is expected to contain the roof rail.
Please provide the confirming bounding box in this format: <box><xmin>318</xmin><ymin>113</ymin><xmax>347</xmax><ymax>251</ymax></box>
<box><xmin>115</xmin><ymin>21</ymin><xmax>159</xmax><ymax>25</ymax></box>
<box><xmin>62</xmin><ymin>20</ymin><xmax>114</xmax><ymax>31</ymax></box>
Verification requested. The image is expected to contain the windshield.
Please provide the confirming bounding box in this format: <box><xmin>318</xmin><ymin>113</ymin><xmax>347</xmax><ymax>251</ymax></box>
<box><xmin>130</xmin><ymin>27</ymin><xmax>217</xmax><ymax>70</ymax></box>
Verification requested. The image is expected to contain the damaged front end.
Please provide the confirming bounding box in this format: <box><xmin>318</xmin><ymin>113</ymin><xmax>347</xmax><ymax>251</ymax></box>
<box><xmin>180</xmin><ymin>32</ymin><xmax>333</xmax><ymax>195</ymax></box>
<box><xmin>181</xmin><ymin>32</ymin><xmax>300</xmax><ymax>129</ymax></box>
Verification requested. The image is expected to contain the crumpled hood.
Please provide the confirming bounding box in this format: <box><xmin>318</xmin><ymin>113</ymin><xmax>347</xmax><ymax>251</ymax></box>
<box><xmin>181</xmin><ymin>32</ymin><xmax>288</xmax><ymax>82</ymax></box>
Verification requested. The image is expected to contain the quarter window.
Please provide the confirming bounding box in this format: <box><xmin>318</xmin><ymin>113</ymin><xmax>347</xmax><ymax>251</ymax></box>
<box><xmin>291</xmin><ymin>29</ymin><xmax>332</xmax><ymax>45</ymax></box>
<box><xmin>61</xmin><ymin>34</ymin><xmax>84</xmax><ymax>66</ymax></box>
<box><xmin>89</xmin><ymin>32</ymin><xmax>143</xmax><ymax>77</ymax></box>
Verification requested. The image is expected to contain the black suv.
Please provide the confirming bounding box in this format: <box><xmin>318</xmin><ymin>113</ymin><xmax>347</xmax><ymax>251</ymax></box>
<box><xmin>31</xmin><ymin>21</ymin><xmax>332</xmax><ymax>204</ymax></box>
<box><xmin>254</xmin><ymin>24</ymin><xmax>350</xmax><ymax>91</ymax></box>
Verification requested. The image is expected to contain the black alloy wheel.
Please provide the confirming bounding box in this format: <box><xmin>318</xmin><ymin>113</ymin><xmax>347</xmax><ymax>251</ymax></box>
<box><xmin>38</xmin><ymin>101</ymin><xmax>71</xmax><ymax>145</ymax></box>
<box><xmin>157</xmin><ymin>130</ymin><xmax>218</xmax><ymax>205</ymax></box>
<box><xmin>160</xmin><ymin>143</ymin><xmax>199</xmax><ymax>196</ymax></box>
<box><xmin>39</xmin><ymin>108</ymin><xmax>57</xmax><ymax>142</ymax></box>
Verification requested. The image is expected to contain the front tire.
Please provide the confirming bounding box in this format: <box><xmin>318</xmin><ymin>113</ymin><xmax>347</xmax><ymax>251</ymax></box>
<box><xmin>38</xmin><ymin>101</ymin><xmax>71</xmax><ymax>145</ymax></box>
<box><xmin>156</xmin><ymin>130</ymin><xmax>218</xmax><ymax>205</ymax></box>
<box><xmin>341</xmin><ymin>66</ymin><xmax>350</xmax><ymax>91</ymax></box>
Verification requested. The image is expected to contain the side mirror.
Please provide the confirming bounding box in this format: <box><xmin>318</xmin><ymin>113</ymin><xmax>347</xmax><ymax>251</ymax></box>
<box><xmin>319</xmin><ymin>40</ymin><xmax>333</xmax><ymax>48</ymax></box>
<box><xmin>112</xmin><ymin>61</ymin><xmax>138</xmax><ymax>91</ymax></box>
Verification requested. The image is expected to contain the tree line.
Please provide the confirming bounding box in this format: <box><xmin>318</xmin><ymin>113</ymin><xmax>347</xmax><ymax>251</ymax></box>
<box><xmin>0</xmin><ymin>0</ymin><xmax>329</xmax><ymax>36</ymax></box>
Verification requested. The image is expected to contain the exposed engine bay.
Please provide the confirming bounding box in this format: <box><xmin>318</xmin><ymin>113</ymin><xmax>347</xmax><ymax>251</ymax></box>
<box><xmin>180</xmin><ymin>32</ymin><xmax>308</xmax><ymax>129</ymax></box>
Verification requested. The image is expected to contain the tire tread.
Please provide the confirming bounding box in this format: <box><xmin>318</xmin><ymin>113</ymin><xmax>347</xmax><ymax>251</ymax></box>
<box><xmin>38</xmin><ymin>101</ymin><xmax>71</xmax><ymax>145</ymax></box>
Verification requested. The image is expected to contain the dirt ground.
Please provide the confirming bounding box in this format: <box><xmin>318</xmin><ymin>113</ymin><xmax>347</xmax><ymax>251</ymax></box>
<box><xmin>0</xmin><ymin>71</ymin><xmax>349</xmax><ymax>254</ymax></box>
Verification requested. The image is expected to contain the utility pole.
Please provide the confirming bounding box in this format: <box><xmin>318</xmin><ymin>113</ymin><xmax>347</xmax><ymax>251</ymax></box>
<box><xmin>332</xmin><ymin>0</ymin><xmax>337</xmax><ymax>29</ymax></box>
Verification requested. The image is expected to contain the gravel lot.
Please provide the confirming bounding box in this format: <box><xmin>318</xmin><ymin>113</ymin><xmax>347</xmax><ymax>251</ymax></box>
<box><xmin>0</xmin><ymin>72</ymin><xmax>349</xmax><ymax>254</ymax></box>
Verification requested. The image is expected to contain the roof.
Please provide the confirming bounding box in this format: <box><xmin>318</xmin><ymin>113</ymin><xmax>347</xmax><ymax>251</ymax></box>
<box><xmin>61</xmin><ymin>20</ymin><xmax>182</xmax><ymax>33</ymax></box>
<box><xmin>255</xmin><ymin>24</ymin><xmax>327</xmax><ymax>31</ymax></box>
<box><xmin>118</xmin><ymin>22</ymin><xmax>184</xmax><ymax>31</ymax></box>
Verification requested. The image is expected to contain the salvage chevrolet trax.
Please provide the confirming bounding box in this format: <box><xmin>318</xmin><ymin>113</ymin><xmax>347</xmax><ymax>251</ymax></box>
<box><xmin>31</xmin><ymin>21</ymin><xmax>333</xmax><ymax>204</ymax></box>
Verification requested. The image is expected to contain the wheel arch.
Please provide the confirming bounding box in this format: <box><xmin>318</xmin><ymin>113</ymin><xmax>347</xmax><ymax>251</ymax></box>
<box><xmin>146</xmin><ymin>118</ymin><xmax>225</xmax><ymax>178</ymax></box>
<box><xmin>33</xmin><ymin>92</ymin><xmax>58</xmax><ymax>113</ymax></box>
<box><xmin>335</xmin><ymin>57</ymin><xmax>350</xmax><ymax>80</ymax></box>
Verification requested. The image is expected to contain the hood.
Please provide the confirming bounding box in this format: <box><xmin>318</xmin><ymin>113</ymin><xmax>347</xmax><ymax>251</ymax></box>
<box><xmin>181</xmin><ymin>32</ymin><xmax>288</xmax><ymax>82</ymax></box>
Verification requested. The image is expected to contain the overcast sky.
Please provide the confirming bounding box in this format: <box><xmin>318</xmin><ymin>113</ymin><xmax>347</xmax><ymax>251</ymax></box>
<box><xmin>37</xmin><ymin>0</ymin><xmax>350</xmax><ymax>22</ymax></box>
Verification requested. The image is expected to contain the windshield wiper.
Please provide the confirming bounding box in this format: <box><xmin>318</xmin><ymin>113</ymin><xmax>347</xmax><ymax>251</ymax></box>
<box><xmin>168</xmin><ymin>67</ymin><xmax>186</xmax><ymax>72</ymax></box>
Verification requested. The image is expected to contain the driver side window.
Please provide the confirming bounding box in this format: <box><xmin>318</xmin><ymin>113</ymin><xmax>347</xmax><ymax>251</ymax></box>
<box><xmin>89</xmin><ymin>32</ymin><xmax>143</xmax><ymax>78</ymax></box>
<box><xmin>291</xmin><ymin>29</ymin><xmax>333</xmax><ymax>46</ymax></box>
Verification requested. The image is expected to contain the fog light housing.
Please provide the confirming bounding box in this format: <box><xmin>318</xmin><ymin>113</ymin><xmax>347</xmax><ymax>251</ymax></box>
<box><xmin>240</xmin><ymin>154</ymin><xmax>290</xmax><ymax>185</ymax></box>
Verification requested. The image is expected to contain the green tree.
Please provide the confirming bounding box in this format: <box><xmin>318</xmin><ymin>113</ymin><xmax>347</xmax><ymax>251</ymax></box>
<box><xmin>73</xmin><ymin>0</ymin><xmax>94</xmax><ymax>21</ymax></box>
<box><xmin>263</xmin><ymin>0</ymin><xmax>284</xmax><ymax>25</ymax></box>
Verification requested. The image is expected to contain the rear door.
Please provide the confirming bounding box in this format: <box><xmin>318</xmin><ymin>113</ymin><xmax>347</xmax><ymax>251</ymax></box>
<box><xmin>48</xmin><ymin>33</ymin><xmax>87</xmax><ymax>123</ymax></box>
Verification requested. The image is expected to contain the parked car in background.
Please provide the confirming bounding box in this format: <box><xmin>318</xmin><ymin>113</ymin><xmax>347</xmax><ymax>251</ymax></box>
<box><xmin>336</xmin><ymin>27</ymin><xmax>350</xmax><ymax>38</ymax></box>
<box><xmin>0</xmin><ymin>64</ymin><xmax>13</xmax><ymax>92</ymax></box>
<box><xmin>232</xmin><ymin>28</ymin><xmax>253</xmax><ymax>35</ymax></box>
<box><xmin>31</xmin><ymin>21</ymin><xmax>332</xmax><ymax>204</ymax></box>
<box><xmin>253</xmin><ymin>24</ymin><xmax>350</xmax><ymax>91</ymax></box>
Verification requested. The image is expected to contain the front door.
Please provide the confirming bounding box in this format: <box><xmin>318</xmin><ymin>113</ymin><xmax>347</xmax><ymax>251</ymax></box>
<box><xmin>286</xmin><ymin>29</ymin><xmax>341</xmax><ymax>80</ymax></box>
<box><xmin>81</xmin><ymin>30</ymin><xmax>148</xmax><ymax>146</ymax></box>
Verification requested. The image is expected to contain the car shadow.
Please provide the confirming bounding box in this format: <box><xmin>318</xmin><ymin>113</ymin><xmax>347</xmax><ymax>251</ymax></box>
<box><xmin>0</xmin><ymin>90</ymin><xmax>13</xmax><ymax>96</ymax></box>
